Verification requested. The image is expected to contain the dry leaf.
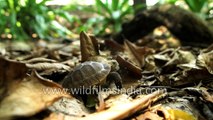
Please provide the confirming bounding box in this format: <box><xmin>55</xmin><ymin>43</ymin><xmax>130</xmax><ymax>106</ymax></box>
<box><xmin>0</xmin><ymin>57</ymin><xmax>28</xmax><ymax>101</ymax></box>
<box><xmin>89</xmin><ymin>35</ymin><xmax>100</xmax><ymax>56</ymax></box>
<box><xmin>184</xmin><ymin>87</ymin><xmax>213</xmax><ymax>103</ymax></box>
<box><xmin>26</xmin><ymin>62</ymin><xmax>71</xmax><ymax>71</ymax></box>
<box><xmin>124</xmin><ymin>40</ymin><xmax>154</xmax><ymax>68</ymax></box>
<box><xmin>48</xmin><ymin>97</ymin><xmax>90</xmax><ymax>118</ymax></box>
<box><xmin>168</xmin><ymin>68</ymin><xmax>213</xmax><ymax>86</ymax></box>
<box><xmin>196</xmin><ymin>50</ymin><xmax>213</xmax><ymax>74</ymax></box>
<box><xmin>80</xmin><ymin>31</ymin><xmax>99</xmax><ymax>62</ymax></box>
<box><xmin>79</xmin><ymin>90</ymin><xmax>164</xmax><ymax>120</ymax></box>
<box><xmin>24</xmin><ymin>57</ymin><xmax>57</xmax><ymax>64</ymax></box>
<box><xmin>48</xmin><ymin>50</ymin><xmax>61</xmax><ymax>60</ymax></box>
<box><xmin>136</xmin><ymin>112</ymin><xmax>164</xmax><ymax>120</ymax></box>
<box><xmin>116</xmin><ymin>55</ymin><xmax>142</xmax><ymax>77</ymax></box>
<box><xmin>201</xmin><ymin>43</ymin><xmax>213</xmax><ymax>53</ymax></box>
<box><xmin>44</xmin><ymin>112</ymin><xmax>64</xmax><ymax>120</ymax></box>
<box><xmin>104</xmin><ymin>40</ymin><xmax>124</xmax><ymax>53</ymax></box>
<box><xmin>164</xmin><ymin>49</ymin><xmax>196</xmax><ymax>67</ymax></box>
<box><xmin>0</xmin><ymin>71</ymin><xmax>71</xmax><ymax>119</ymax></box>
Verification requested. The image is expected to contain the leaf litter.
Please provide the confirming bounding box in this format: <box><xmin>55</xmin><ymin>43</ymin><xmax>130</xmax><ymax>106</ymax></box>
<box><xmin>0</xmin><ymin>26</ymin><xmax>212</xmax><ymax>120</ymax></box>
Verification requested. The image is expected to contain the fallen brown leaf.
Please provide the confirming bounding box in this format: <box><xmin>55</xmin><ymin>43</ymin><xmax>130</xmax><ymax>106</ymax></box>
<box><xmin>79</xmin><ymin>90</ymin><xmax>164</xmax><ymax>120</ymax></box>
<box><xmin>196</xmin><ymin>50</ymin><xmax>213</xmax><ymax>74</ymax></box>
<box><xmin>48</xmin><ymin>97</ymin><xmax>90</xmax><ymax>118</ymax></box>
<box><xmin>44</xmin><ymin>112</ymin><xmax>64</xmax><ymax>120</ymax></box>
<box><xmin>26</xmin><ymin>62</ymin><xmax>71</xmax><ymax>71</ymax></box>
<box><xmin>80</xmin><ymin>31</ymin><xmax>99</xmax><ymax>62</ymax></box>
<box><xmin>0</xmin><ymin>57</ymin><xmax>28</xmax><ymax>101</ymax></box>
<box><xmin>104</xmin><ymin>40</ymin><xmax>124</xmax><ymax>53</ymax></box>
<box><xmin>116</xmin><ymin>55</ymin><xmax>142</xmax><ymax>77</ymax></box>
<box><xmin>0</xmin><ymin>71</ymin><xmax>71</xmax><ymax>119</ymax></box>
<box><xmin>124</xmin><ymin>40</ymin><xmax>154</xmax><ymax>68</ymax></box>
<box><xmin>24</xmin><ymin>57</ymin><xmax>57</xmax><ymax>64</ymax></box>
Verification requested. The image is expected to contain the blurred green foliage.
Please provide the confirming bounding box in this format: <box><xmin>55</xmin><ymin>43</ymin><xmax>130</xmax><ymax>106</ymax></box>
<box><xmin>159</xmin><ymin>0</ymin><xmax>213</xmax><ymax>19</ymax></box>
<box><xmin>0</xmin><ymin>0</ymin><xmax>135</xmax><ymax>40</ymax></box>
<box><xmin>63</xmin><ymin>0</ymin><xmax>135</xmax><ymax>35</ymax></box>
<box><xmin>0</xmin><ymin>0</ymin><xmax>74</xmax><ymax>40</ymax></box>
<box><xmin>0</xmin><ymin>0</ymin><xmax>212</xmax><ymax>41</ymax></box>
<box><xmin>93</xmin><ymin>0</ymin><xmax>134</xmax><ymax>35</ymax></box>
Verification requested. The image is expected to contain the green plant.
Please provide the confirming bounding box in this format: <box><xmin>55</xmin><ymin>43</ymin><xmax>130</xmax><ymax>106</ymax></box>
<box><xmin>184</xmin><ymin>0</ymin><xmax>208</xmax><ymax>13</ymax></box>
<box><xmin>94</xmin><ymin>0</ymin><xmax>134</xmax><ymax>35</ymax></box>
<box><xmin>158</xmin><ymin>0</ymin><xmax>212</xmax><ymax>19</ymax></box>
<box><xmin>65</xmin><ymin>0</ymin><xmax>134</xmax><ymax>35</ymax></box>
<box><xmin>0</xmin><ymin>0</ymin><xmax>73</xmax><ymax>40</ymax></box>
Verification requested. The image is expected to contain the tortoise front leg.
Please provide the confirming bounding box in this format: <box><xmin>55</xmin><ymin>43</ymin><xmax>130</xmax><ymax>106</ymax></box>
<box><xmin>107</xmin><ymin>72</ymin><xmax>122</xmax><ymax>89</ymax></box>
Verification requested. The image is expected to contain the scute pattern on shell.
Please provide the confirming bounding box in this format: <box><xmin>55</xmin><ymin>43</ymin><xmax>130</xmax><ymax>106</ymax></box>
<box><xmin>62</xmin><ymin>61</ymin><xmax>111</xmax><ymax>89</ymax></box>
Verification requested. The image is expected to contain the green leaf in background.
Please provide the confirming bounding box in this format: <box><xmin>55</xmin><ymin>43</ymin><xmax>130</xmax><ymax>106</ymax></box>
<box><xmin>96</xmin><ymin>0</ymin><xmax>112</xmax><ymax>17</ymax></box>
<box><xmin>184</xmin><ymin>0</ymin><xmax>208</xmax><ymax>12</ymax></box>
<box><xmin>166</xmin><ymin>0</ymin><xmax>178</xmax><ymax>4</ymax></box>
<box><xmin>119</xmin><ymin>0</ymin><xmax>129</xmax><ymax>10</ymax></box>
<box><xmin>157</xmin><ymin>0</ymin><xmax>212</xmax><ymax>19</ymax></box>
<box><xmin>89</xmin><ymin>0</ymin><xmax>133</xmax><ymax>35</ymax></box>
<box><xmin>112</xmin><ymin>0</ymin><xmax>119</xmax><ymax>10</ymax></box>
<box><xmin>0</xmin><ymin>0</ymin><xmax>75</xmax><ymax>41</ymax></box>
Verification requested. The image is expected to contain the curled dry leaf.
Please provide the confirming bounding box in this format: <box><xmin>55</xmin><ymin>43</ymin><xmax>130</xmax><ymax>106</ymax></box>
<box><xmin>201</xmin><ymin>43</ymin><xmax>213</xmax><ymax>53</ymax></box>
<box><xmin>154</xmin><ymin>48</ymin><xmax>196</xmax><ymax>67</ymax></box>
<box><xmin>58</xmin><ymin>50</ymin><xmax>73</xmax><ymax>58</ymax></box>
<box><xmin>103</xmin><ymin>94</ymin><xmax>132</xmax><ymax>110</ymax></box>
<box><xmin>164</xmin><ymin>49</ymin><xmax>195</xmax><ymax>67</ymax></box>
<box><xmin>104</xmin><ymin>40</ymin><xmax>124</xmax><ymax>53</ymax></box>
<box><xmin>24</xmin><ymin>57</ymin><xmax>57</xmax><ymax>64</ymax></box>
<box><xmin>176</xmin><ymin>50</ymin><xmax>195</xmax><ymax>64</ymax></box>
<box><xmin>26</xmin><ymin>62</ymin><xmax>71</xmax><ymax>71</ymax></box>
<box><xmin>201</xmin><ymin>89</ymin><xmax>213</xmax><ymax>103</ymax></box>
<box><xmin>124</xmin><ymin>40</ymin><xmax>155</xmax><ymax>68</ymax></box>
<box><xmin>0</xmin><ymin>71</ymin><xmax>71</xmax><ymax>119</ymax></box>
<box><xmin>183</xmin><ymin>87</ymin><xmax>213</xmax><ymax>103</ymax></box>
<box><xmin>166</xmin><ymin>68</ymin><xmax>213</xmax><ymax>87</ymax></box>
<box><xmin>79</xmin><ymin>90</ymin><xmax>164</xmax><ymax>120</ymax></box>
<box><xmin>0</xmin><ymin>57</ymin><xmax>28</xmax><ymax>101</ymax></box>
<box><xmin>48</xmin><ymin>97</ymin><xmax>90</xmax><ymax>118</ymax></box>
<box><xmin>116</xmin><ymin>55</ymin><xmax>142</xmax><ymax>77</ymax></box>
<box><xmin>196</xmin><ymin>50</ymin><xmax>213</xmax><ymax>74</ymax></box>
<box><xmin>80</xmin><ymin>31</ymin><xmax>99</xmax><ymax>62</ymax></box>
<box><xmin>47</xmin><ymin>50</ymin><xmax>61</xmax><ymax>60</ymax></box>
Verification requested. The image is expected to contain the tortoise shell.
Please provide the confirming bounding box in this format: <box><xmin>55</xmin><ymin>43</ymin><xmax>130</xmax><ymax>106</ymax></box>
<box><xmin>62</xmin><ymin>61</ymin><xmax>111</xmax><ymax>89</ymax></box>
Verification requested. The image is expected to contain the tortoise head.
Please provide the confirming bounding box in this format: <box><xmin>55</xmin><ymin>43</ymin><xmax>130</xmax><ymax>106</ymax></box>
<box><xmin>107</xmin><ymin>59</ymin><xmax>119</xmax><ymax>71</ymax></box>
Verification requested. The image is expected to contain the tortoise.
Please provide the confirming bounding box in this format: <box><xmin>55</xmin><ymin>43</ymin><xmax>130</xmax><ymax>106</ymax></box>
<box><xmin>62</xmin><ymin>56</ymin><xmax>122</xmax><ymax>93</ymax></box>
